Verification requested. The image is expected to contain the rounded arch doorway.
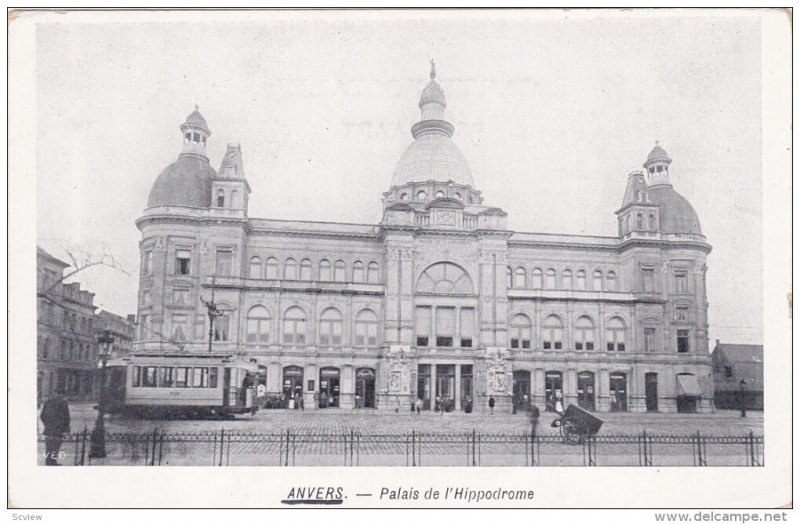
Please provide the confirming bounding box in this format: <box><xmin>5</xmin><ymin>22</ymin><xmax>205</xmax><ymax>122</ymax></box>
<box><xmin>319</xmin><ymin>367</ymin><xmax>340</xmax><ymax>408</ymax></box>
<box><xmin>355</xmin><ymin>368</ymin><xmax>376</xmax><ymax>408</ymax></box>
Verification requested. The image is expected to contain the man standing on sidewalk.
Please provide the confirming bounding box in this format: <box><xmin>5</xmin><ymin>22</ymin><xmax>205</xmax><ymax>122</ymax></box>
<box><xmin>529</xmin><ymin>403</ymin><xmax>540</xmax><ymax>436</ymax></box>
<box><xmin>41</xmin><ymin>394</ymin><xmax>70</xmax><ymax>465</ymax></box>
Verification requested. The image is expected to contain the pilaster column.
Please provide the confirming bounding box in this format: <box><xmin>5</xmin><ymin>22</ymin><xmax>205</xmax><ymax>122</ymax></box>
<box><xmin>455</xmin><ymin>364</ymin><xmax>462</xmax><ymax>410</ymax></box>
<box><xmin>431</xmin><ymin>363</ymin><xmax>437</xmax><ymax>408</ymax></box>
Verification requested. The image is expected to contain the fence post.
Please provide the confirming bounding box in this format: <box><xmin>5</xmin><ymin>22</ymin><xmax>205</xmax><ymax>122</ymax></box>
<box><xmin>218</xmin><ymin>429</ymin><xmax>224</xmax><ymax>466</ymax></box>
<box><xmin>472</xmin><ymin>429</ymin><xmax>476</xmax><ymax>467</ymax></box>
<box><xmin>343</xmin><ymin>432</ymin><xmax>347</xmax><ymax>466</ymax></box>
<box><xmin>695</xmin><ymin>431</ymin><xmax>706</xmax><ymax>466</ymax></box>
<box><xmin>477</xmin><ymin>432</ymin><xmax>481</xmax><ymax>466</ymax></box>
<box><xmin>226</xmin><ymin>430</ymin><xmax>232</xmax><ymax>466</ymax></box>
<box><xmin>80</xmin><ymin>427</ymin><xmax>87</xmax><ymax>466</ymax></box>
<box><xmin>212</xmin><ymin>432</ymin><xmax>217</xmax><ymax>466</ymax></box>
<box><xmin>150</xmin><ymin>428</ymin><xmax>158</xmax><ymax>466</ymax></box>
<box><xmin>73</xmin><ymin>432</ymin><xmax>80</xmax><ymax>466</ymax></box>
<box><xmin>158</xmin><ymin>431</ymin><xmax>164</xmax><ymax>466</ymax></box>
<box><xmin>411</xmin><ymin>429</ymin><xmax>416</xmax><ymax>467</ymax></box>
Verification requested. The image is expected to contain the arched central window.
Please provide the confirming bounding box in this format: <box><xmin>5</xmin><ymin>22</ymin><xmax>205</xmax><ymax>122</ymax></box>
<box><xmin>284</xmin><ymin>258</ymin><xmax>298</xmax><ymax>280</ymax></box>
<box><xmin>592</xmin><ymin>270</ymin><xmax>604</xmax><ymax>291</ymax></box>
<box><xmin>265</xmin><ymin>257</ymin><xmax>279</xmax><ymax>279</ymax></box>
<box><xmin>319</xmin><ymin>308</ymin><xmax>343</xmax><ymax>346</ymax></box>
<box><xmin>543</xmin><ymin>315</ymin><xmax>563</xmax><ymax>350</ymax></box>
<box><xmin>606</xmin><ymin>317</ymin><xmax>626</xmax><ymax>352</ymax></box>
<box><xmin>606</xmin><ymin>271</ymin><xmax>617</xmax><ymax>291</ymax></box>
<box><xmin>562</xmin><ymin>269</ymin><xmax>572</xmax><ymax>289</ymax></box>
<box><xmin>510</xmin><ymin>314</ymin><xmax>531</xmax><ymax>349</ymax></box>
<box><xmin>334</xmin><ymin>260</ymin><xmax>346</xmax><ymax>282</ymax></box>
<box><xmin>354</xmin><ymin>309</ymin><xmax>378</xmax><ymax>346</ymax></box>
<box><xmin>367</xmin><ymin>261</ymin><xmax>379</xmax><ymax>284</ymax></box>
<box><xmin>532</xmin><ymin>268</ymin><xmax>543</xmax><ymax>289</ymax></box>
<box><xmin>416</xmin><ymin>262</ymin><xmax>474</xmax><ymax>295</ymax></box>
<box><xmin>515</xmin><ymin>267</ymin><xmax>527</xmax><ymax>288</ymax></box>
<box><xmin>246</xmin><ymin>306</ymin><xmax>271</xmax><ymax>345</ymax></box>
<box><xmin>249</xmin><ymin>256</ymin><xmax>262</xmax><ymax>279</ymax></box>
<box><xmin>319</xmin><ymin>259</ymin><xmax>332</xmax><ymax>281</ymax></box>
<box><xmin>283</xmin><ymin>307</ymin><xmax>306</xmax><ymax>345</ymax></box>
<box><xmin>300</xmin><ymin>259</ymin><xmax>312</xmax><ymax>280</ymax></box>
<box><xmin>217</xmin><ymin>189</ymin><xmax>225</xmax><ymax>208</ymax></box>
<box><xmin>576</xmin><ymin>270</ymin><xmax>587</xmax><ymax>290</ymax></box>
<box><xmin>353</xmin><ymin>261</ymin><xmax>365</xmax><ymax>283</ymax></box>
<box><xmin>545</xmin><ymin>269</ymin><xmax>557</xmax><ymax>289</ymax></box>
<box><xmin>574</xmin><ymin>315</ymin><xmax>595</xmax><ymax>350</ymax></box>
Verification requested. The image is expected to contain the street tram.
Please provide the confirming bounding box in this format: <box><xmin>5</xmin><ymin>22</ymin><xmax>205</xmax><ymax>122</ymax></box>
<box><xmin>104</xmin><ymin>352</ymin><xmax>259</xmax><ymax>419</ymax></box>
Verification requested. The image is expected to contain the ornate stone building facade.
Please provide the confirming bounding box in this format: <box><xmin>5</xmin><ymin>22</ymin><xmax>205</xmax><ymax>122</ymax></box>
<box><xmin>135</xmin><ymin>65</ymin><xmax>713</xmax><ymax>413</ymax></box>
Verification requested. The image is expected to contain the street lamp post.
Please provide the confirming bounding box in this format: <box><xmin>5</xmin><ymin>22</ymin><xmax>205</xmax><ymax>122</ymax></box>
<box><xmin>89</xmin><ymin>330</ymin><xmax>115</xmax><ymax>459</ymax></box>
<box><xmin>739</xmin><ymin>379</ymin><xmax>747</xmax><ymax>418</ymax></box>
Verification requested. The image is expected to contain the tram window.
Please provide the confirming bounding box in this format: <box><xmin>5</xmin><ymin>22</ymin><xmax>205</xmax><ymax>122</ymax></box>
<box><xmin>159</xmin><ymin>367</ymin><xmax>174</xmax><ymax>388</ymax></box>
<box><xmin>175</xmin><ymin>367</ymin><xmax>190</xmax><ymax>388</ymax></box>
<box><xmin>193</xmin><ymin>367</ymin><xmax>209</xmax><ymax>388</ymax></box>
<box><xmin>142</xmin><ymin>366</ymin><xmax>158</xmax><ymax>388</ymax></box>
<box><xmin>209</xmin><ymin>367</ymin><xmax>218</xmax><ymax>388</ymax></box>
<box><xmin>132</xmin><ymin>366</ymin><xmax>141</xmax><ymax>387</ymax></box>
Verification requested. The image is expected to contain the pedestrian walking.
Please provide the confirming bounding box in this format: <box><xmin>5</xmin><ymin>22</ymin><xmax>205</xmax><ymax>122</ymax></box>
<box><xmin>40</xmin><ymin>394</ymin><xmax>70</xmax><ymax>465</ymax></box>
<box><xmin>529</xmin><ymin>404</ymin><xmax>540</xmax><ymax>436</ymax></box>
<box><xmin>415</xmin><ymin>397</ymin><xmax>422</xmax><ymax>414</ymax></box>
<box><xmin>488</xmin><ymin>395</ymin><xmax>495</xmax><ymax>415</ymax></box>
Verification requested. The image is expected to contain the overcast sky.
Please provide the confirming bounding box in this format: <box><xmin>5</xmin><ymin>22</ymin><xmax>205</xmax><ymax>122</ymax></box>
<box><xmin>35</xmin><ymin>10</ymin><xmax>763</xmax><ymax>345</ymax></box>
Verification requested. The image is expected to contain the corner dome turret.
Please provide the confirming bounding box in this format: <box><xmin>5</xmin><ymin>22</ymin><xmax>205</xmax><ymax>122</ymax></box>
<box><xmin>147</xmin><ymin>107</ymin><xmax>216</xmax><ymax>208</ymax></box>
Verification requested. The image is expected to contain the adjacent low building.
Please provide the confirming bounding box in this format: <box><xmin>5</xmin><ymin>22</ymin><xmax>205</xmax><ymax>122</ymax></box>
<box><xmin>712</xmin><ymin>341</ymin><xmax>764</xmax><ymax>410</ymax></box>
<box><xmin>95</xmin><ymin>310</ymin><xmax>137</xmax><ymax>359</ymax></box>
<box><xmin>134</xmin><ymin>64</ymin><xmax>714</xmax><ymax>413</ymax></box>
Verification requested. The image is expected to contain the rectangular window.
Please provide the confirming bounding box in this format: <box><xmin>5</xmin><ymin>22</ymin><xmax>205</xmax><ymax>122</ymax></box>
<box><xmin>436</xmin><ymin>307</ymin><xmax>455</xmax><ymax>347</ymax></box>
<box><xmin>172</xmin><ymin>288</ymin><xmax>189</xmax><ymax>306</ymax></box>
<box><xmin>724</xmin><ymin>366</ymin><xmax>733</xmax><ymax>379</ymax></box>
<box><xmin>175</xmin><ymin>367</ymin><xmax>190</xmax><ymax>388</ymax></box>
<box><xmin>209</xmin><ymin>367</ymin><xmax>219</xmax><ymax>388</ymax></box>
<box><xmin>416</xmin><ymin>306</ymin><xmax>431</xmax><ymax>347</ymax></box>
<box><xmin>143</xmin><ymin>250</ymin><xmax>153</xmax><ymax>275</ymax></box>
<box><xmin>510</xmin><ymin>338</ymin><xmax>519</xmax><ymax>349</ymax></box>
<box><xmin>677</xmin><ymin>329</ymin><xmax>690</xmax><ymax>353</ymax></box>
<box><xmin>192</xmin><ymin>367</ymin><xmax>208</xmax><ymax>388</ymax></box>
<box><xmin>142</xmin><ymin>366</ymin><xmax>158</xmax><ymax>387</ymax></box>
<box><xmin>216</xmin><ymin>249</ymin><xmax>234</xmax><ymax>277</ymax></box>
<box><xmin>460</xmin><ymin>308</ymin><xmax>475</xmax><ymax>348</ymax></box>
<box><xmin>159</xmin><ymin>367</ymin><xmax>174</xmax><ymax>388</ymax></box>
<box><xmin>642</xmin><ymin>268</ymin><xmax>656</xmax><ymax>292</ymax></box>
<box><xmin>132</xmin><ymin>366</ymin><xmax>141</xmax><ymax>387</ymax></box>
<box><xmin>175</xmin><ymin>249</ymin><xmax>192</xmax><ymax>275</ymax></box>
<box><xmin>194</xmin><ymin>316</ymin><xmax>206</xmax><ymax>340</ymax></box>
<box><xmin>172</xmin><ymin>314</ymin><xmax>188</xmax><ymax>341</ymax></box>
<box><xmin>674</xmin><ymin>270</ymin><xmax>689</xmax><ymax>293</ymax></box>
<box><xmin>644</xmin><ymin>327</ymin><xmax>656</xmax><ymax>352</ymax></box>
<box><xmin>214</xmin><ymin>315</ymin><xmax>230</xmax><ymax>342</ymax></box>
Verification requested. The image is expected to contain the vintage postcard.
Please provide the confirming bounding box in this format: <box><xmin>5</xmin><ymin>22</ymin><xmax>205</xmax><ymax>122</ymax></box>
<box><xmin>7</xmin><ymin>8</ymin><xmax>792</xmax><ymax>512</ymax></box>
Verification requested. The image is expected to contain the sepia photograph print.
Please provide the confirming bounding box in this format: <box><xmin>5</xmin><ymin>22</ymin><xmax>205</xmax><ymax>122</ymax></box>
<box><xmin>8</xmin><ymin>7</ymin><xmax>792</xmax><ymax>511</ymax></box>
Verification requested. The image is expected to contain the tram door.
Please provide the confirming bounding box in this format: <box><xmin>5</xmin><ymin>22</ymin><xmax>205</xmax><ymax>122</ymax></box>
<box><xmin>512</xmin><ymin>370</ymin><xmax>531</xmax><ymax>412</ymax></box>
<box><xmin>319</xmin><ymin>367</ymin><xmax>340</xmax><ymax>408</ymax></box>
<box><xmin>223</xmin><ymin>368</ymin><xmax>232</xmax><ymax>408</ymax></box>
<box><xmin>355</xmin><ymin>368</ymin><xmax>376</xmax><ymax>408</ymax></box>
<box><xmin>577</xmin><ymin>371</ymin><xmax>596</xmax><ymax>411</ymax></box>
<box><xmin>609</xmin><ymin>373</ymin><xmax>627</xmax><ymax>412</ymax></box>
<box><xmin>545</xmin><ymin>372</ymin><xmax>563</xmax><ymax>412</ymax></box>
<box><xmin>417</xmin><ymin>364</ymin><xmax>431</xmax><ymax>410</ymax></box>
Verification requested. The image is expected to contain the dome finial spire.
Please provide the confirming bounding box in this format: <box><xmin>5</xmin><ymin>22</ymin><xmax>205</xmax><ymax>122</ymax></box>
<box><xmin>430</xmin><ymin>59</ymin><xmax>436</xmax><ymax>80</ymax></box>
<box><xmin>195</xmin><ymin>103</ymin><xmax>199</xmax><ymax>111</ymax></box>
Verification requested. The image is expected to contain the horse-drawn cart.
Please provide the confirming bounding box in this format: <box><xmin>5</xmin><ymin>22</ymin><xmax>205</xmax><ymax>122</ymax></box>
<box><xmin>550</xmin><ymin>404</ymin><xmax>604</xmax><ymax>444</ymax></box>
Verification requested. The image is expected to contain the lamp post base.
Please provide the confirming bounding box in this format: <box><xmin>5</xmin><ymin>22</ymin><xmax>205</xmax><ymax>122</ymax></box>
<box><xmin>89</xmin><ymin>419</ymin><xmax>106</xmax><ymax>459</ymax></box>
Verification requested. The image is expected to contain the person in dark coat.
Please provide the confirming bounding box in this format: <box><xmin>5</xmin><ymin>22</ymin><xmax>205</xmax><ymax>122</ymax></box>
<box><xmin>41</xmin><ymin>394</ymin><xmax>70</xmax><ymax>465</ymax></box>
<box><xmin>488</xmin><ymin>395</ymin><xmax>495</xmax><ymax>414</ymax></box>
<box><xmin>529</xmin><ymin>404</ymin><xmax>540</xmax><ymax>436</ymax></box>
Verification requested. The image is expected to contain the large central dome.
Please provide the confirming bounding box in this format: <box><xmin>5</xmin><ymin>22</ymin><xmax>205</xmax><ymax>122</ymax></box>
<box><xmin>390</xmin><ymin>61</ymin><xmax>474</xmax><ymax>189</ymax></box>
<box><xmin>391</xmin><ymin>133</ymin><xmax>474</xmax><ymax>187</ymax></box>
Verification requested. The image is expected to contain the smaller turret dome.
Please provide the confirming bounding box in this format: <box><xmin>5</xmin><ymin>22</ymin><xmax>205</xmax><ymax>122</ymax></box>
<box><xmin>644</xmin><ymin>142</ymin><xmax>672</xmax><ymax>166</ymax></box>
<box><xmin>184</xmin><ymin>106</ymin><xmax>209</xmax><ymax>133</ymax></box>
<box><xmin>419</xmin><ymin>59</ymin><xmax>446</xmax><ymax>108</ymax></box>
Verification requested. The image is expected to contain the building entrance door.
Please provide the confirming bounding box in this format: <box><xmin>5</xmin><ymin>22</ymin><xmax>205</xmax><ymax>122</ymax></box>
<box><xmin>545</xmin><ymin>371</ymin><xmax>563</xmax><ymax>412</ymax></box>
<box><xmin>436</xmin><ymin>365</ymin><xmax>455</xmax><ymax>412</ymax></box>
<box><xmin>460</xmin><ymin>365</ymin><xmax>473</xmax><ymax>412</ymax></box>
<box><xmin>282</xmin><ymin>366</ymin><xmax>304</xmax><ymax>408</ymax></box>
<box><xmin>512</xmin><ymin>370</ymin><xmax>531</xmax><ymax>413</ymax></box>
<box><xmin>645</xmin><ymin>373</ymin><xmax>658</xmax><ymax>412</ymax></box>
<box><xmin>355</xmin><ymin>368</ymin><xmax>376</xmax><ymax>408</ymax></box>
<box><xmin>577</xmin><ymin>371</ymin><xmax>596</xmax><ymax>411</ymax></box>
<box><xmin>319</xmin><ymin>367</ymin><xmax>340</xmax><ymax>408</ymax></box>
<box><xmin>609</xmin><ymin>372</ymin><xmax>627</xmax><ymax>412</ymax></box>
<box><xmin>417</xmin><ymin>364</ymin><xmax>431</xmax><ymax>410</ymax></box>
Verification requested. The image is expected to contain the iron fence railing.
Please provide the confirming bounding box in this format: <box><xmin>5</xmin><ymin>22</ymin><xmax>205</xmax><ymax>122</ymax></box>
<box><xmin>41</xmin><ymin>428</ymin><xmax>763</xmax><ymax>467</ymax></box>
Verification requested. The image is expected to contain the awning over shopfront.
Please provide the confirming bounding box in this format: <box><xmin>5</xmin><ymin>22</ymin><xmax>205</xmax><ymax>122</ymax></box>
<box><xmin>676</xmin><ymin>374</ymin><xmax>702</xmax><ymax>397</ymax></box>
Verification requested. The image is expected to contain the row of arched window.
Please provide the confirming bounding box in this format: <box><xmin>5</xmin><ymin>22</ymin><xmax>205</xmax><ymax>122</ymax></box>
<box><xmin>246</xmin><ymin>305</ymin><xmax>380</xmax><ymax>347</ymax></box>
<box><xmin>248</xmin><ymin>257</ymin><xmax>380</xmax><ymax>283</ymax></box>
<box><xmin>508</xmin><ymin>313</ymin><xmax>627</xmax><ymax>352</ymax></box>
<box><xmin>507</xmin><ymin>267</ymin><xmax>618</xmax><ymax>292</ymax></box>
